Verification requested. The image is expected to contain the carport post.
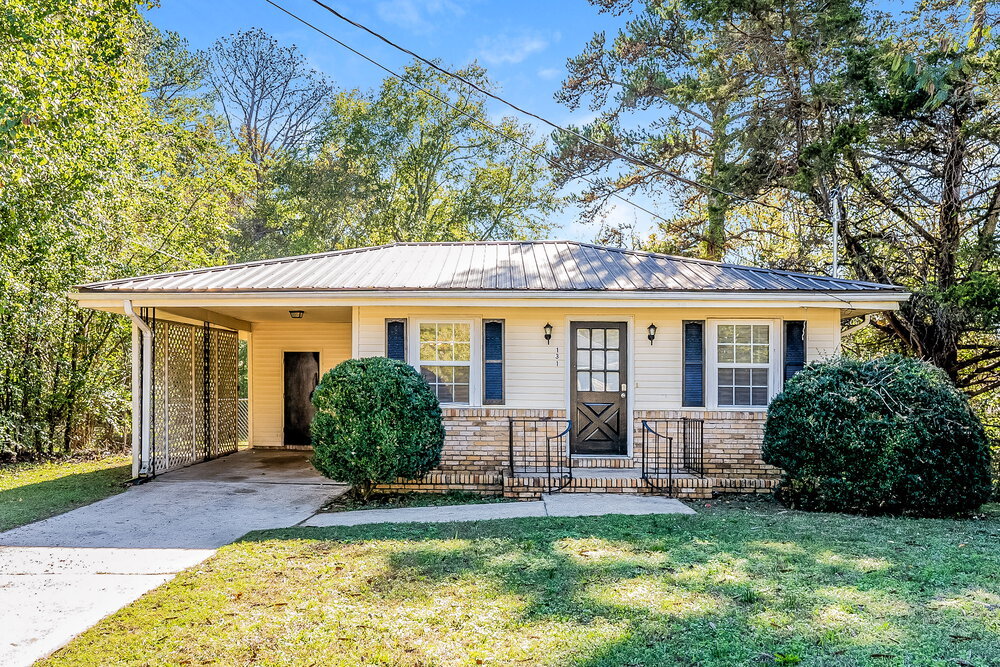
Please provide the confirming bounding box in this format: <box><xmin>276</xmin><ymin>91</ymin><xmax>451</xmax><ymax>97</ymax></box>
<box><xmin>124</xmin><ymin>300</ymin><xmax>152</xmax><ymax>476</ymax></box>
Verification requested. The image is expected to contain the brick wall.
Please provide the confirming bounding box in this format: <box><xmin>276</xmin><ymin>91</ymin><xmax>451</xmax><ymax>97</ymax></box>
<box><xmin>372</xmin><ymin>407</ymin><xmax>780</xmax><ymax>495</ymax></box>
<box><xmin>435</xmin><ymin>407</ymin><xmax>565</xmax><ymax>474</ymax></box>
<box><xmin>633</xmin><ymin>410</ymin><xmax>780</xmax><ymax>479</ymax></box>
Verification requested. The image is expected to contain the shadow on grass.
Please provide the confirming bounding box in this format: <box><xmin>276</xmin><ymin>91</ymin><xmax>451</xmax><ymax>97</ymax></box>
<box><xmin>0</xmin><ymin>462</ymin><xmax>131</xmax><ymax>531</ymax></box>
<box><xmin>247</xmin><ymin>510</ymin><xmax>1000</xmax><ymax>666</ymax></box>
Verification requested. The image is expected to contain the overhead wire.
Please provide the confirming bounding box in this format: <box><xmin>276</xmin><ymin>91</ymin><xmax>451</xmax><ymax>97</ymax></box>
<box><xmin>262</xmin><ymin>0</ymin><xmax>691</xmax><ymax>236</ymax></box>
<box><xmin>301</xmin><ymin>0</ymin><xmax>828</xmax><ymax>222</ymax></box>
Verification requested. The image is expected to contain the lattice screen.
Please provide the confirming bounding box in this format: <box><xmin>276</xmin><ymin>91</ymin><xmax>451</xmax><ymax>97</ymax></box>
<box><xmin>150</xmin><ymin>319</ymin><xmax>239</xmax><ymax>475</ymax></box>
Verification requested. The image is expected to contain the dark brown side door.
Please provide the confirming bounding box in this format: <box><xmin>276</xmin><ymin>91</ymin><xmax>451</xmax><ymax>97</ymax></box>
<box><xmin>284</xmin><ymin>351</ymin><xmax>320</xmax><ymax>446</ymax></box>
<box><xmin>571</xmin><ymin>322</ymin><xmax>627</xmax><ymax>455</ymax></box>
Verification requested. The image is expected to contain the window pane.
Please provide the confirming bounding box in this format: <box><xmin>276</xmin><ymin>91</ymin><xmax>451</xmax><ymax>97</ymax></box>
<box><xmin>453</xmin><ymin>384</ymin><xmax>470</xmax><ymax>403</ymax></box>
<box><xmin>420</xmin><ymin>343</ymin><xmax>435</xmax><ymax>361</ymax></box>
<box><xmin>591</xmin><ymin>373</ymin><xmax>606</xmax><ymax>391</ymax></box>
<box><xmin>577</xmin><ymin>350</ymin><xmax>590</xmax><ymax>370</ymax></box>
<box><xmin>751</xmin><ymin>387</ymin><xmax>768</xmax><ymax>405</ymax></box>
<box><xmin>751</xmin><ymin>368</ymin><xmax>769</xmax><ymax>386</ymax></box>
<box><xmin>592</xmin><ymin>350</ymin><xmax>605</xmax><ymax>370</ymax></box>
<box><xmin>718</xmin><ymin>345</ymin><xmax>734</xmax><ymax>363</ymax></box>
<box><xmin>607</xmin><ymin>372</ymin><xmax>619</xmax><ymax>390</ymax></box>
<box><xmin>454</xmin><ymin>366</ymin><xmax>470</xmax><ymax>383</ymax></box>
<box><xmin>752</xmin><ymin>345</ymin><xmax>769</xmax><ymax>363</ymax></box>
<box><xmin>437</xmin><ymin>385</ymin><xmax>454</xmax><ymax>403</ymax></box>
<box><xmin>718</xmin><ymin>368</ymin><xmax>734</xmax><ymax>385</ymax></box>
<box><xmin>455</xmin><ymin>343</ymin><xmax>471</xmax><ymax>362</ymax></box>
<box><xmin>734</xmin><ymin>386</ymin><xmax>751</xmax><ymax>405</ymax></box>
<box><xmin>577</xmin><ymin>371</ymin><xmax>591</xmax><ymax>392</ymax></box>
<box><xmin>734</xmin><ymin>344</ymin><xmax>752</xmax><ymax>363</ymax></box>
<box><xmin>592</xmin><ymin>328</ymin><xmax>605</xmax><ymax>348</ymax></box>
<box><xmin>734</xmin><ymin>325</ymin><xmax>752</xmax><ymax>344</ymax></box>
<box><xmin>420</xmin><ymin>324</ymin><xmax>435</xmax><ymax>342</ymax></box>
<box><xmin>436</xmin><ymin>342</ymin><xmax>454</xmax><ymax>361</ymax></box>
<box><xmin>718</xmin><ymin>386</ymin><xmax>733</xmax><ymax>406</ymax></box>
<box><xmin>734</xmin><ymin>368</ymin><xmax>751</xmax><ymax>385</ymax></box>
<box><xmin>436</xmin><ymin>323</ymin><xmax>453</xmax><ymax>340</ymax></box>
<box><xmin>420</xmin><ymin>367</ymin><xmax>437</xmax><ymax>383</ymax></box>
<box><xmin>454</xmin><ymin>323</ymin><xmax>471</xmax><ymax>341</ymax></box>
<box><xmin>752</xmin><ymin>325</ymin><xmax>769</xmax><ymax>344</ymax></box>
<box><xmin>607</xmin><ymin>329</ymin><xmax>619</xmax><ymax>348</ymax></box>
<box><xmin>577</xmin><ymin>328</ymin><xmax>591</xmax><ymax>349</ymax></box>
<box><xmin>606</xmin><ymin>350</ymin><xmax>620</xmax><ymax>371</ymax></box>
<box><xmin>718</xmin><ymin>325</ymin><xmax>734</xmax><ymax>343</ymax></box>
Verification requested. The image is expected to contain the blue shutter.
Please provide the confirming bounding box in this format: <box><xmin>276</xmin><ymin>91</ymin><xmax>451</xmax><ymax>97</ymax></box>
<box><xmin>483</xmin><ymin>320</ymin><xmax>504</xmax><ymax>404</ymax></box>
<box><xmin>784</xmin><ymin>321</ymin><xmax>806</xmax><ymax>381</ymax></box>
<box><xmin>682</xmin><ymin>321</ymin><xmax>705</xmax><ymax>407</ymax></box>
<box><xmin>386</xmin><ymin>319</ymin><xmax>406</xmax><ymax>361</ymax></box>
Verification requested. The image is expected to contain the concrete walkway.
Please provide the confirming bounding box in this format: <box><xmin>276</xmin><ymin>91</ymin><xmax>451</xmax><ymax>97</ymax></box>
<box><xmin>303</xmin><ymin>493</ymin><xmax>695</xmax><ymax>527</ymax></box>
<box><xmin>0</xmin><ymin>451</ymin><xmax>346</xmax><ymax>667</ymax></box>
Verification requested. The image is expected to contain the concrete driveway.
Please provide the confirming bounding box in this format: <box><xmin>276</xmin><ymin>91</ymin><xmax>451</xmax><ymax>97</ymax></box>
<box><xmin>0</xmin><ymin>451</ymin><xmax>345</xmax><ymax>667</ymax></box>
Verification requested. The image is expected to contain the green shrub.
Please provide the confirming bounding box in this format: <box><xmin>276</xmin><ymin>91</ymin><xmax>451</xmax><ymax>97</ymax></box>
<box><xmin>310</xmin><ymin>357</ymin><xmax>445</xmax><ymax>500</ymax></box>
<box><xmin>762</xmin><ymin>355</ymin><xmax>992</xmax><ymax>517</ymax></box>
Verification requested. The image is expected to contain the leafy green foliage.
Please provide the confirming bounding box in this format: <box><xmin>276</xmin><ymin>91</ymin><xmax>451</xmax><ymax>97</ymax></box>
<box><xmin>763</xmin><ymin>356</ymin><xmax>992</xmax><ymax>517</ymax></box>
<box><xmin>250</xmin><ymin>62</ymin><xmax>561</xmax><ymax>260</ymax></box>
<box><xmin>310</xmin><ymin>358</ymin><xmax>445</xmax><ymax>500</ymax></box>
<box><xmin>0</xmin><ymin>3</ymin><xmax>249</xmax><ymax>460</ymax></box>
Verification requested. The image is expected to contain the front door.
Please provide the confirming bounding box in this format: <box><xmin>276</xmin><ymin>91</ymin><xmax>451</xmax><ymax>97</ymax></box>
<box><xmin>284</xmin><ymin>351</ymin><xmax>320</xmax><ymax>446</ymax></box>
<box><xmin>571</xmin><ymin>322</ymin><xmax>628</xmax><ymax>455</ymax></box>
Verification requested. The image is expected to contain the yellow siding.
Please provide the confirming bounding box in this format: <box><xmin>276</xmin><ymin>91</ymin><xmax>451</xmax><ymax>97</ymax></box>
<box><xmin>249</xmin><ymin>321</ymin><xmax>351</xmax><ymax>447</ymax></box>
<box><xmin>355</xmin><ymin>305</ymin><xmax>841</xmax><ymax>412</ymax></box>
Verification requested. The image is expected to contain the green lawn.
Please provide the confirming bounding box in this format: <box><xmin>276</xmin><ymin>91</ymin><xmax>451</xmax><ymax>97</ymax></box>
<box><xmin>44</xmin><ymin>499</ymin><xmax>1000</xmax><ymax>667</ymax></box>
<box><xmin>0</xmin><ymin>455</ymin><xmax>131</xmax><ymax>531</ymax></box>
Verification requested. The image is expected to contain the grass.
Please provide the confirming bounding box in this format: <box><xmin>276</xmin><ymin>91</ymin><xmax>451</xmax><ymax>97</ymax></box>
<box><xmin>322</xmin><ymin>490</ymin><xmax>515</xmax><ymax>512</ymax></box>
<box><xmin>0</xmin><ymin>455</ymin><xmax>131</xmax><ymax>531</ymax></box>
<box><xmin>44</xmin><ymin>498</ymin><xmax>1000</xmax><ymax>667</ymax></box>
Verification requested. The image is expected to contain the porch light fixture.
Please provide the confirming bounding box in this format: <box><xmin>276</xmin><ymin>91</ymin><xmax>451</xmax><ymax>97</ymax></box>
<box><xmin>289</xmin><ymin>310</ymin><xmax>305</xmax><ymax>319</ymax></box>
<box><xmin>543</xmin><ymin>323</ymin><xmax>553</xmax><ymax>344</ymax></box>
<box><xmin>647</xmin><ymin>323</ymin><xmax>657</xmax><ymax>345</ymax></box>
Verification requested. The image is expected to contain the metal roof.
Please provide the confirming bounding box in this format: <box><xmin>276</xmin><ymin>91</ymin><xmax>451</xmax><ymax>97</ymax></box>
<box><xmin>77</xmin><ymin>241</ymin><xmax>904</xmax><ymax>294</ymax></box>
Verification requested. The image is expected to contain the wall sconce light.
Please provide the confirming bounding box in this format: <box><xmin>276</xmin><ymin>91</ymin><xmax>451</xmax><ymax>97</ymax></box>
<box><xmin>289</xmin><ymin>310</ymin><xmax>305</xmax><ymax>319</ymax></box>
<box><xmin>543</xmin><ymin>323</ymin><xmax>553</xmax><ymax>344</ymax></box>
<box><xmin>647</xmin><ymin>323</ymin><xmax>657</xmax><ymax>345</ymax></box>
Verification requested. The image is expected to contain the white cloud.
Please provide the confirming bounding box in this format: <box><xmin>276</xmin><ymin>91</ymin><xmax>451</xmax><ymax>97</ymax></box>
<box><xmin>537</xmin><ymin>67</ymin><xmax>562</xmax><ymax>80</ymax></box>
<box><xmin>475</xmin><ymin>31</ymin><xmax>549</xmax><ymax>65</ymax></box>
<box><xmin>375</xmin><ymin>0</ymin><xmax>466</xmax><ymax>33</ymax></box>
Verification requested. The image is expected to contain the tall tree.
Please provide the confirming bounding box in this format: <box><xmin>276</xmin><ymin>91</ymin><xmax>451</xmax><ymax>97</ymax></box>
<box><xmin>0</xmin><ymin>4</ymin><xmax>247</xmax><ymax>460</ymax></box>
<box><xmin>207</xmin><ymin>28</ymin><xmax>334</xmax><ymax>255</ymax></box>
<box><xmin>554</xmin><ymin>0</ymin><xmax>862</xmax><ymax>260</ymax></box>
<box><xmin>251</xmin><ymin>62</ymin><xmax>562</xmax><ymax>258</ymax></box>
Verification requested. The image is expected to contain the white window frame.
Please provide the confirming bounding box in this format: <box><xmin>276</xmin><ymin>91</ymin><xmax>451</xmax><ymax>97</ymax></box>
<box><xmin>410</xmin><ymin>319</ymin><xmax>480</xmax><ymax>406</ymax></box>
<box><xmin>706</xmin><ymin>319</ymin><xmax>781</xmax><ymax>411</ymax></box>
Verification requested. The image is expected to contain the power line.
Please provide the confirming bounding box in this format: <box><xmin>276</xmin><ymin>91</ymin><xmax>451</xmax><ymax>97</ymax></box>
<box><xmin>303</xmin><ymin>0</ymin><xmax>824</xmax><ymax>222</ymax></box>
<box><xmin>262</xmin><ymin>0</ymin><xmax>691</xmax><ymax>236</ymax></box>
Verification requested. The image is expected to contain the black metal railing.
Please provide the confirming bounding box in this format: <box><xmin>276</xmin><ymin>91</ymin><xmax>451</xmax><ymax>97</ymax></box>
<box><xmin>509</xmin><ymin>417</ymin><xmax>572</xmax><ymax>492</ymax></box>
<box><xmin>641</xmin><ymin>418</ymin><xmax>705</xmax><ymax>494</ymax></box>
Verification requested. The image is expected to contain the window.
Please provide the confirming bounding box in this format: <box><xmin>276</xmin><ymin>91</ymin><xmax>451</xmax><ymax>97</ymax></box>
<box><xmin>715</xmin><ymin>323</ymin><xmax>771</xmax><ymax>407</ymax></box>
<box><xmin>417</xmin><ymin>322</ymin><xmax>472</xmax><ymax>404</ymax></box>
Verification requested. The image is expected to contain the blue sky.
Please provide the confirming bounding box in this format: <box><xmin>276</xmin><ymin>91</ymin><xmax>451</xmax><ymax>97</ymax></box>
<box><xmin>146</xmin><ymin>0</ymin><xmax>640</xmax><ymax>240</ymax></box>
<box><xmin>146</xmin><ymin>1</ymin><xmax>908</xmax><ymax>242</ymax></box>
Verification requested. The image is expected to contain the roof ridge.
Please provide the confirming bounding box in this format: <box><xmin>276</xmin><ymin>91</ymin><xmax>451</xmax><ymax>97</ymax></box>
<box><xmin>75</xmin><ymin>239</ymin><xmax>902</xmax><ymax>291</ymax></box>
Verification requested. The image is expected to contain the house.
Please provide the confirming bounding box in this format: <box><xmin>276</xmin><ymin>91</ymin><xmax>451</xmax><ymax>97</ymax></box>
<box><xmin>71</xmin><ymin>241</ymin><xmax>908</xmax><ymax>498</ymax></box>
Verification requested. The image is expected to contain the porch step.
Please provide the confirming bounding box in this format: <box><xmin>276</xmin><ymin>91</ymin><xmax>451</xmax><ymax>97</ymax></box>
<box><xmin>506</xmin><ymin>467</ymin><xmax>708</xmax><ymax>500</ymax></box>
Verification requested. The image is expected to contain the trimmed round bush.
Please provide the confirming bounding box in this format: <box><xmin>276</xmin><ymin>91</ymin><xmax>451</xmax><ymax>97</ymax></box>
<box><xmin>310</xmin><ymin>357</ymin><xmax>445</xmax><ymax>500</ymax></box>
<box><xmin>762</xmin><ymin>355</ymin><xmax>992</xmax><ymax>517</ymax></box>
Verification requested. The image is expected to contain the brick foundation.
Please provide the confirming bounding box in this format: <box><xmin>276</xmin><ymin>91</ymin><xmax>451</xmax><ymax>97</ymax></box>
<box><xmin>359</xmin><ymin>407</ymin><xmax>780</xmax><ymax>497</ymax></box>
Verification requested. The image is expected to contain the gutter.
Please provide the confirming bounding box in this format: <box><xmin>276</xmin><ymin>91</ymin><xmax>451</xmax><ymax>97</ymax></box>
<box><xmin>842</xmin><ymin>313</ymin><xmax>873</xmax><ymax>337</ymax></box>
<box><xmin>123</xmin><ymin>300</ymin><xmax>152</xmax><ymax>476</ymax></box>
